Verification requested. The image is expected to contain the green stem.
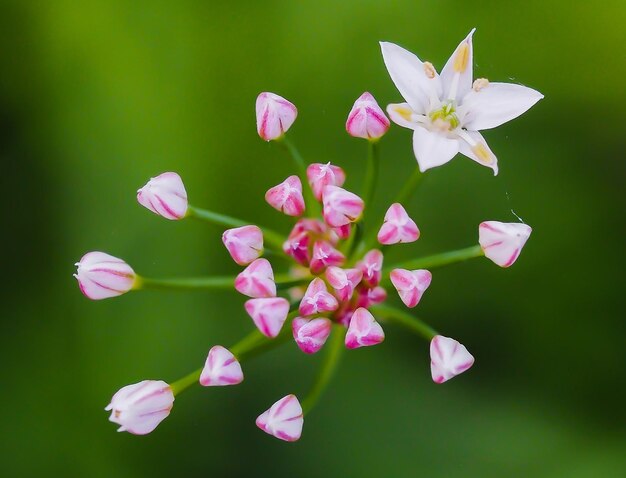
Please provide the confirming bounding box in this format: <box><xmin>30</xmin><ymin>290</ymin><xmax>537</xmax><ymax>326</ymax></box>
<box><xmin>382</xmin><ymin>244</ymin><xmax>483</xmax><ymax>279</ymax></box>
<box><xmin>301</xmin><ymin>325</ymin><xmax>344</xmax><ymax>415</ymax></box>
<box><xmin>170</xmin><ymin>312</ymin><xmax>299</xmax><ymax>396</ymax></box>
<box><xmin>394</xmin><ymin>167</ymin><xmax>424</xmax><ymax>206</ymax></box>
<box><xmin>279</xmin><ymin>135</ymin><xmax>320</xmax><ymax>217</ymax></box>
<box><xmin>362</xmin><ymin>141</ymin><xmax>379</xmax><ymax>211</ymax></box>
<box><xmin>186</xmin><ymin>205</ymin><xmax>285</xmax><ymax>250</ymax></box>
<box><xmin>370</xmin><ymin>304</ymin><xmax>438</xmax><ymax>341</ymax></box>
<box><xmin>135</xmin><ymin>274</ymin><xmax>311</xmax><ymax>292</ymax></box>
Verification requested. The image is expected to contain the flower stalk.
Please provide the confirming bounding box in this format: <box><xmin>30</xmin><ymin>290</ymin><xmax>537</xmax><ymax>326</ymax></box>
<box><xmin>383</xmin><ymin>244</ymin><xmax>483</xmax><ymax>278</ymax></box>
<box><xmin>135</xmin><ymin>275</ymin><xmax>311</xmax><ymax>292</ymax></box>
<box><xmin>279</xmin><ymin>135</ymin><xmax>320</xmax><ymax>216</ymax></box>
<box><xmin>371</xmin><ymin>304</ymin><xmax>437</xmax><ymax>341</ymax></box>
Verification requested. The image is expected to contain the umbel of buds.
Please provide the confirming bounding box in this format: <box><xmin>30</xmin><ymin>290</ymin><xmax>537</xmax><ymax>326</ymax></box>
<box><xmin>78</xmin><ymin>28</ymin><xmax>541</xmax><ymax>443</ymax></box>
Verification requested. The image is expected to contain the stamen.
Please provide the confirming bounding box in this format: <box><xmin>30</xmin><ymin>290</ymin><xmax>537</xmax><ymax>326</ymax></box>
<box><xmin>453</xmin><ymin>42</ymin><xmax>470</xmax><ymax>73</ymax></box>
<box><xmin>472</xmin><ymin>78</ymin><xmax>489</xmax><ymax>92</ymax></box>
<box><xmin>423</xmin><ymin>61</ymin><xmax>436</xmax><ymax>79</ymax></box>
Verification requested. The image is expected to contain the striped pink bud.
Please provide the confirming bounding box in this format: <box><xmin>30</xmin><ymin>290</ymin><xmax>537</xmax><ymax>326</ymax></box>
<box><xmin>199</xmin><ymin>346</ymin><xmax>244</xmax><ymax>386</ymax></box>
<box><xmin>358</xmin><ymin>249</ymin><xmax>384</xmax><ymax>287</ymax></box>
<box><xmin>244</xmin><ymin>297</ymin><xmax>290</xmax><ymax>338</ymax></box>
<box><xmin>310</xmin><ymin>240</ymin><xmax>345</xmax><ymax>275</ymax></box>
<box><xmin>307</xmin><ymin>163</ymin><xmax>346</xmax><ymax>201</ymax></box>
<box><xmin>137</xmin><ymin>172</ymin><xmax>188</xmax><ymax>220</ymax></box>
<box><xmin>74</xmin><ymin>251</ymin><xmax>135</xmax><ymax>300</ymax></box>
<box><xmin>479</xmin><ymin>221</ymin><xmax>532</xmax><ymax>267</ymax></box>
<box><xmin>299</xmin><ymin>278</ymin><xmax>339</xmax><ymax>316</ymax></box>
<box><xmin>256</xmin><ymin>394</ymin><xmax>303</xmax><ymax>442</ymax></box>
<box><xmin>292</xmin><ymin>317</ymin><xmax>332</xmax><ymax>354</ymax></box>
<box><xmin>326</xmin><ymin>266</ymin><xmax>362</xmax><ymax>302</ymax></box>
<box><xmin>222</xmin><ymin>225</ymin><xmax>263</xmax><ymax>265</ymax></box>
<box><xmin>390</xmin><ymin>268</ymin><xmax>432</xmax><ymax>308</ymax></box>
<box><xmin>234</xmin><ymin>258</ymin><xmax>276</xmax><ymax>298</ymax></box>
<box><xmin>322</xmin><ymin>185</ymin><xmax>364</xmax><ymax>228</ymax></box>
<box><xmin>256</xmin><ymin>92</ymin><xmax>297</xmax><ymax>141</ymax></box>
<box><xmin>377</xmin><ymin>203</ymin><xmax>420</xmax><ymax>245</ymax></box>
<box><xmin>265</xmin><ymin>175</ymin><xmax>305</xmax><ymax>217</ymax></box>
<box><xmin>430</xmin><ymin>335</ymin><xmax>475</xmax><ymax>383</ymax></box>
<box><xmin>345</xmin><ymin>308</ymin><xmax>385</xmax><ymax>349</ymax></box>
<box><xmin>345</xmin><ymin>92</ymin><xmax>390</xmax><ymax>140</ymax></box>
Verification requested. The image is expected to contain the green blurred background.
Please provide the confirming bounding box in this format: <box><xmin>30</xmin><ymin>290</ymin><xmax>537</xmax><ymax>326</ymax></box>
<box><xmin>1</xmin><ymin>0</ymin><xmax>625</xmax><ymax>476</ymax></box>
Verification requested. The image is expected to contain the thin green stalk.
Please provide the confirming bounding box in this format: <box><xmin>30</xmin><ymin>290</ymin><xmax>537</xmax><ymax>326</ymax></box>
<box><xmin>170</xmin><ymin>312</ymin><xmax>299</xmax><ymax>396</ymax></box>
<box><xmin>301</xmin><ymin>325</ymin><xmax>344</xmax><ymax>415</ymax></box>
<box><xmin>382</xmin><ymin>244</ymin><xmax>483</xmax><ymax>279</ymax></box>
<box><xmin>135</xmin><ymin>274</ymin><xmax>311</xmax><ymax>292</ymax></box>
<box><xmin>394</xmin><ymin>167</ymin><xmax>424</xmax><ymax>206</ymax></box>
<box><xmin>279</xmin><ymin>135</ymin><xmax>320</xmax><ymax>217</ymax></box>
<box><xmin>186</xmin><ymin>205</ymin><xmax>285</xmax><ymax>250</ymax></box>
<box><xmin>361</xmin><ymin>141</ymin><xmax>380</xmax><ymax>211</ymax></box>
<box><xmin>370</xmin><ymin>304</ymin><xmax>438</xmax><ymax>341</ymax></box>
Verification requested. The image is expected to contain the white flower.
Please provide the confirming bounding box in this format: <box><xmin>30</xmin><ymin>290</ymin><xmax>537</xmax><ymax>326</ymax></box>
<box><xmin>380</xmin><ymin>29</ymin><xmax>543</xmax><ymax>175</ymax></box>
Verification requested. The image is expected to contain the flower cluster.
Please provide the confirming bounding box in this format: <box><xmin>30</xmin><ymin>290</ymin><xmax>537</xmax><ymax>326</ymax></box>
<box><xmin>76</xmin><ymin>29</ymin><xmax>540</xmax><ymax>442</ymax></box>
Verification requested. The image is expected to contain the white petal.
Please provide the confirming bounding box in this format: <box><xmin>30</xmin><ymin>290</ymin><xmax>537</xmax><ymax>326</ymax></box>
<box><xmin>460</xmin><ymin>82</ymin><xmax>543</xmax><ymax>131</ymax></box>
<box><xmin>386</xmin><ymin>103</ymin><xmax>424</xmax><ymax>130</ymax></box>
<box><xmin>412</xmin><ymin>127</ymin><xmax>459</xmax><ymax>172</ymax></box>
<box><xmin>440</xmin><ymin>29</ymin><xmax>475</xmax><ymax>101</ymax></box>
<box><xmin>380</xmin><ymin>42</ymin><xmax>442</xmax><ymax>114</ymax></box>
<box><xmin>458</xmin><ymin>130</ymin><xmax>498</xmax><ymax>175</ymax></box>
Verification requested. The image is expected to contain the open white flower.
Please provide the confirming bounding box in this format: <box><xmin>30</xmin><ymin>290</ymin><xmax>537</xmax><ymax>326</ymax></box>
<box><xmin>380</xmin><ymin>29</ymin><xmax>543</xmax><ymax>174</ymax></box>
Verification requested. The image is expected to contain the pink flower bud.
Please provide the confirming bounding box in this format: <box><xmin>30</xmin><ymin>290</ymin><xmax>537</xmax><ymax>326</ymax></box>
<box><xmin>136</xmin><ymin>172</ymin><xmax>188</xmax><ymax>220</ymax></box>
<box><xmin>222</xmin><ymin>225</ymin><xmax>263</xmax><ymax>265</ymax></box>
<box><xmin>74</xmin><ymin>251</ymin><xmax>136</xmax><ymax>300</ymax></box>
<box><xmin>256</xmin><ymin>394</ymin><xmax>303</xmax><ymax>442</ymax></box>
<box><xmin>307</xmin><ymin>163</ymin><xmax>346</xmax><ymax>201</ymax></box>
<box><xmin>292</xmin><ymin>317</ymin><xmax>332</xmax><ymax>354</ymax></box>
<box><xmin>345</xmin><ymin>307</ymin><xmax>385</xmax><ymax>349</ymax></box>
<box><xmin>326</xmin><ymin>266</ymin><xmax>363</xmax><ymax>302</ymax></box>
<box><xmin>299</xmin><ymin>278</ymin><xmax>339</xmax><ymax>316</ymax></box>
<box><xmin>105</xmin><ymin>380</ymin><xmax>174</xmax><ymax>435</ymax></box>
<box><xmin>256</xmin><ymin>92</ymin><xmax>297</xmax><ymax>141</ymax></box>
<box><xmin>234</xmin><ymin>258</ymin><xmax>276</xmax><ymax>298</ymax></box>
<box><xmin>244</xmin><ymin>297</ymin><xmax>290</xmax><ymax>338</ymax></box>
<box><xmin>322</xmin><ymin>185</ymin><xmax>364</xmax><ymax>228</ymax></box>
<box><xmin>345</xmin><ymin>92</ymin><xmax>390</xmax><ymax>140</ymax></box>
<box><xmin>377</xmin><ymin>203</ymin><xmax>420</xmax><ymax>245</ymax></box>
<box><xmin>430</xmin><ymin>335</ymin><xmax>475</xmax><ymax>383</ymax></box>
<box><xmin>283</xmin><ymin>231</ymin><xmax>311</xmax><ymax>266</ymax></box>
<box><xmin>265</xmin><ymin>175</ymin><xmax>305</xmax><ymax>217</ymax></box>
<box><xmin>310</xmin><ymin>240</ymin><xmax>345</xmax><ymax>275</ymax></box>
<box><xmin>390</xmin><ymin>268</ymin><xmax>432</xmax><ymax>308</ymax></box>
<box><xmin>356</xmin><ymin>285</ymin><xmax>387</xmax><ymax>308</ymax></box>
<box><xmin>358</xmin><ymin>249</ymin><xmax>384</xmax><ymax>287</ymax></box>
<box><xmin>199</xmin><ymin>345</ymin><xmax>244</xmax><ymax>386</ymax></box>
<box><xmin>333</xmin><ymin>224</ymin><xmax>351</xmax><ymax>240</ymax></box>
<box><xmin>479</xmin><ymin>221</ymin><xmax>532</xmax><ymax>267</ymax></box>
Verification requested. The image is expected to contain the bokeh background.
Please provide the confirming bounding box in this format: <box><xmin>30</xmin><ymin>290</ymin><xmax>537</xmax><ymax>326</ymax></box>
<box><xmin>1</xmin><ymin>1</ymin><xmax>625</xmax><ymax>477</ymax></box>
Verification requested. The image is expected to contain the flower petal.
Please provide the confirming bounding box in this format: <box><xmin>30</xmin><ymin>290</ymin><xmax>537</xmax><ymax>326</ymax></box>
<box><xmin>460</xmin><ymin>82</ymin><xmax>543</xmax><ymax>131</ymax></box>
<box><xmin>458</xmin><ymin>130</ymin><xmax>498</xmax><ymax>175</ymax></box>
<box><xmin>386</xmin><ymin>103</ymin><xmax>423</xmax><ymax>130</ymax></box>
<box><xmin>412</xmin><ymin>127</ymin><xmax>459</xmax><ymax>172</ymax></box>
<box><xmin>380</xmin><ymin>42</ymin><xmax>442</xmax><ymax>114</ymax></box>
<box><xmin>440</xmin><ymin>29</ymin><xmax>475</xmax><ymax>101</ymax></box>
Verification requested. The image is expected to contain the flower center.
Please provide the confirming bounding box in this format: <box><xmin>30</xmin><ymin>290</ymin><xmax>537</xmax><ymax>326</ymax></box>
<box><xmin>428</xmin><ymin>102</ymin><xmax>459</xmax><ymax>132</ymax></box>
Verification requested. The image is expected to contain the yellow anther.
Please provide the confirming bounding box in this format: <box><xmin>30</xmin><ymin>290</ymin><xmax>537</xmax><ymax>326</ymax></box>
<box><xmin>423</xmin><ymin>61</ymin><xmax>436</xmax><ymax>79</ymax></box>
<box><xmin>453</xmin><ymin>42</ymin><xmax>470</xmax><ymax>73</ymax></box>
<box><xmin>392</xmin><ymin>105</ymin><xmax>413</xmax><ymax>121</ymax></box>
<box><xmin>472</xmin><ymin>78</ymin><xmax>489</xmax><ymax>92</ymax></box>
<box><xmin>472</xmin><ymin>143</ymin><xmax>492</xmax><ymax>164</ymax></box>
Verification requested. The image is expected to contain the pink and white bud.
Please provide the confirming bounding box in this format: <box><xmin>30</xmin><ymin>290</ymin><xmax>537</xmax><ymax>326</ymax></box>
<box><xmin>244</xmin><ymin>297</ymin><xmax>290</xmax><ymax>338</ymax></box>
<box><xmin>307</xmin><ymin>163</ymin><xmax>346</xmax><ymax>201</ymax></box>
<box><xmin>265</xmin><ymin>175</ymin><xmax>305</xmax><ymax>217</ymax></box>
<box><xmin>299</xmin><ymin>278</ymin><xmax>339</xmax><ymax>316</ymax></box>
<box><xmin>479</xmin><ymin>221</ymin><xmax>532</xmax><ymax>268</ymax></box>
<box><xmin>358</xmin><ymin>249</ymin><xmax>384</xmax><ymax>287</ymax></box>
<box><xmin>74</xmin><ymin>251</ymin><xmax>136</xmax><ymax>300</ymax></box>
<box><xmin>222</xmin><ymin>225</ymin><xmax>263</xmax><ymax>266</ymax></box>
<box><xmin>234</xmin><ymin>258</ymin><xmax>276</xmax><ymax>298</ymax></box>
<box><xmin>256</xmin><ymin>394</ymin><xmax>303</xmax><ymax>442</ymax></box>
<box><xmin>256</xmin><ymin>92</ymin><xmax>297</xmax><ymax>141</ymax></box>
<box><xmin>283</xmin><ymin>231</ymin><xmax>311</xmax><ymax>266</ymax></box>
<box><xmin>377</xmin><ymin>203</ymin><xmax>420</xmax><ymax>245</ymax></box>
<box><xmin>356</xmin><ymin>285</ymin><xmax>387</xmax><ymax>308</ymax></box>
<box><xmin>292</xmin><ymin>317</ymin><xmax>332</xmax><ymax>354</ymax></box>
<box><xmin>326</xmin><ymin>267</ymin><xmax>363</xmax><ymax>302</ymax></box>
<box><xmin>136</xmin><ymin>172</ymin><xmax>188</xmax><ymax>220</ymax></box>
<box><xmin>335</xmin><ymin>302</ymin><xmax>356</xmax><ymax>327</ymax></box>
<box><xmin>322</xmin><ymin>185</ymin><xmax>364</xmax><ymax>228</ymax></box>
<box><xmin>310</xmin><ymin>240</ymin><xmax>345</xmax><ymax>275</ymax></box>
<box><xmin>345</xmin><ymin>308</ymin><xmax>385</xmax><ymax>349</ymax></box>
<box><xmin>105</xmin><ymin>380</ymin><xmax>174</xmax><ymax>435</ymax></box>
<box><xmin>390</xmin><ymin>268</ymin><xmax>432</xmax><ymax>308</ymax></box>
<box><xmin>199</xmin><ymin>345</ymin><xmax>244</xmax><ymax>386</ymax></box>
<box><xmin>430</xmin><ymin>335</ymin><xmax>475</xmax><ymax>383</ymax></box>
<box><xmin>345</xmin><ymin>92</ymin><xmax>390</xmax><ymax>140</ymax></box>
